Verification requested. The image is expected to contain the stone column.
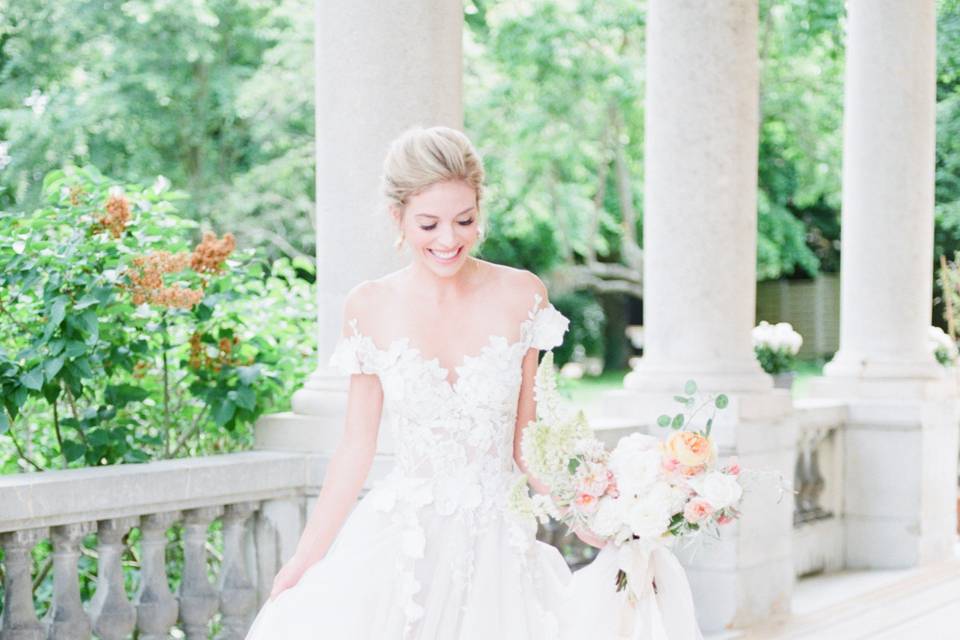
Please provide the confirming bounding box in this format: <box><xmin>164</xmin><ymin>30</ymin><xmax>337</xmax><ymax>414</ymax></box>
<box><xmin>824</xmin><ymin>0</ymin><xmax>939</xmax><ymax>382</ymax></box>
<box><xmin>624</xmin><ymin>0</ymin><xmax>770</xmax><ymax>395</ymax></box>
<box><xmin>810</xmin><ymin>0</ymin><xmax>957</xmax><ymax>569</ymax></box>
<box><xmin>599</xmin><ymin>1</ymin><xmax>795</xmax><ymax>633</ymax></box>
<box><xmin>255</xmin><ymin>0</ymin><xmax>464</xmax><ymax>455</ymax></box>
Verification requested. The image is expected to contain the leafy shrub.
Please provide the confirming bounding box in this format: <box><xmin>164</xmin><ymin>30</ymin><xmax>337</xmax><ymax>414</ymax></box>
<box><xmin>0</xmin><ymin>166</ymin><xmax>316</xmax><ymax>472</ymax></box>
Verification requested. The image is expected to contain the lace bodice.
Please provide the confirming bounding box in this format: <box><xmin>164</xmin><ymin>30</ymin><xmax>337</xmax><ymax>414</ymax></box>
<box><xmin>329</xmin><ymin>293</ymin><xmax>569</xmax><ymax>485</ymax></box>
<box><xmin>325</xmin><ymin>292</ymin><xmax>570</xmax><ymax>637</ymax></box>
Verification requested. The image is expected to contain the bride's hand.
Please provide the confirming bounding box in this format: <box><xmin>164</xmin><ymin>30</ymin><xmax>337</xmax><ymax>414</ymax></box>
<box><xmin>573</xmin><ymin>524</ymin><xmax>607</xmax><ymax>549</ymax></box>
<box><xmin>268</xmin><ymin>553</ymin><xmax>314</xmax><ymax>602</ymax></box>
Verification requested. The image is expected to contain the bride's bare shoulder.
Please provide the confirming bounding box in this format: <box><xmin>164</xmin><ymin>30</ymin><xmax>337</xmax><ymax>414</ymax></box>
<box><xmin>482</xmin><ymin>261</ymin><xmax>549</xmax><ymax>308</ymax></box>
<box><xmin>341</xmin><ymin>276</ymin><xmax>396</xmax><ymax>330</ymax></box>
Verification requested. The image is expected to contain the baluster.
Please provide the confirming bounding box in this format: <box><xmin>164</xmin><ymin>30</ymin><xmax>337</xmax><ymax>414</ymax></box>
<box><xmin>216</xmin><ymin>503</ymin><xmax>257</xmax><ymax>639</ymax></box>
<box><xmin>44</xmin><ymin>523</ymin><xmax>94</xmax><ymax>640</ymax></box>
<box><xmin>178</xmin><ymin>506</ymin><xmax>222</xmax><ymax>640</ymax></box>
<box><xmin>807</xmin><ymin>432</ymin><xmax>829</xmax><ymax>519</ymax></box>
<box><xmin>135</xmin><ymin>512</ymin><xmax>180</xmax><ymax>640</ymax></box>
<box><xmin>87</xmin><ymin>517</ymin><xmax>137</xmax><ymax>640</ymax></box>
<box><xmin>0</xmin><ymin>528</ymin><xmax>48</xmax><ymax>640</ymax></box>
<box><xmin>793</xmin><ymin>444</ymin><xmax>807</xmax><ymax>524</ymax></box>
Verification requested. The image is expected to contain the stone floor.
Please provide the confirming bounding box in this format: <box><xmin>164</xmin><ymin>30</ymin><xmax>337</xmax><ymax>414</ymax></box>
<box><xmin>708</xmin><ymin>546</ymin><xmax>960</xmax><ymax>640</ymax></box>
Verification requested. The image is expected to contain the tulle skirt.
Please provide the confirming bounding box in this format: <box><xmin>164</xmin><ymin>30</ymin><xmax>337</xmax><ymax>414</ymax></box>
<box><xmin>244</xmin><ymin>482</ymin><xmax>701</xmax><ymax>640</ymax></box>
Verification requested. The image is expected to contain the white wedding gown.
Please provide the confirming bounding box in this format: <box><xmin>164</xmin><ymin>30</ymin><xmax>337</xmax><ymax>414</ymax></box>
<box><xmin>244</xmin><ymin>293</ymin><xmax>702</xmax><ymax>640</ymax></box>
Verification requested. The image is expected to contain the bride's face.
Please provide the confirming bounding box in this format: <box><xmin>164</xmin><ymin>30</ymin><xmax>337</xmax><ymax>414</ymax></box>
<box><xmin>399</xmin><ymin>180</ymin><xmax>480</xmax><ymax>276</ymax></box>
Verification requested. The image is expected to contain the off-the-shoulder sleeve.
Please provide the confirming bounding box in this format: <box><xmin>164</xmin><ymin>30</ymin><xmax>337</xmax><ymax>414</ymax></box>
<box><xmin>326</xmin><ymin>319</ymin><xmax>378</xmax><ymax>375</ymax></box>
<box><xmin>530</xmin><ymin>302</ymin><xmax>570</xmax><ymax>351</ymax></box>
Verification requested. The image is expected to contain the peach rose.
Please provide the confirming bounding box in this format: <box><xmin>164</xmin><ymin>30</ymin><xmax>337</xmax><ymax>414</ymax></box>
<box><xmin>665</xmin><ymin>431</ymin><xmax>716</xmax><ymax>468</ymax></box>
<box><xmin>683</xmin><ymin>498</ymin><xmax>714</xmax><ymax>524</ymax></box>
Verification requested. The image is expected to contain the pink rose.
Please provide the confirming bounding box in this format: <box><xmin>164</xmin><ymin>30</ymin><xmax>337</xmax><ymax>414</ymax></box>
<box><xmin>716</xmin><ymin>513</ymin><xmax>734</xmax><ymax>525</ymax></box>
<box><xmin>724</xmin><ymin>458</ymin><xmax>741</xmax><ymax>476</ymax></box>
<box><xmin>683</xmin><ymin>498</ymin><xmax>714</xmax><ymax>524</ymax></box>
<box><xmin>663</xmin><ymin>457</ymin><xmax>680</xmax><ymax>472</ymax></box>
<box><xmin>604</xmin><ymin>471</ymin><xmax>619</xmax><ymax>498</ymax></box>
<box><xmin>574</xmin><ymin>493</ymin><xmax>600</xmax><ymax>514</ymax></box>
<box><xmin>575</xmin><ymin>462</ymin><xmax>611</xmax><ymax>498</ymax></box>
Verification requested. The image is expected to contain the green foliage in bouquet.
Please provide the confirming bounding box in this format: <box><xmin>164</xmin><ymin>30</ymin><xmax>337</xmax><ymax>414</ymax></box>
<box><xmin>655</xmin><ymin>379</ymin><xmax>728</xmax><ymax>439</ymax></box>
<box><xmin>0</xmin><ymin>166</ymin><xmax>316</xmax><ymax>471</ymax></box>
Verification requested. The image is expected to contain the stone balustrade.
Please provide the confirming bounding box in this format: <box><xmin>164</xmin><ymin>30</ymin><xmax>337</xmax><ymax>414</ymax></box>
<box><xmin>792</xmin><ymin>398</ymin><xmax>847</xmax><ymax>577</ymax></box>
<box><xmin>0</xmin><ymin>451</ymin><xmax>332</xmax><ymax>639</ymax></box>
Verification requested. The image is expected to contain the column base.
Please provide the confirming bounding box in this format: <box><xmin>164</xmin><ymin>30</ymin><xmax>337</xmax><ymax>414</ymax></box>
<box><xmin>822</xmin><ymin>350</ymin><xmax>944</xmax><ymax>382</ymax></box>
<box><xmin>624</xmin><ymin>357</ymin><xmax>773</xmax><ymax>394</ymax></box>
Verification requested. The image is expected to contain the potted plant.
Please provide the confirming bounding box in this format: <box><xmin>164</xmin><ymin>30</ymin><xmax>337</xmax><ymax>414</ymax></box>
<box><xmin>752</xmin><ymin>321</ymin><xmax>803</xmax><ymax>389</ymax></box>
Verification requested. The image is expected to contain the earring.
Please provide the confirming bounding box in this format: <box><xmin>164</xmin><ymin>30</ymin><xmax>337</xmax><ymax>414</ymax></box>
<box><xmin>394</xmin><ymin>229</ymin><xmax>405</xmax><ymax>250</ymax></box>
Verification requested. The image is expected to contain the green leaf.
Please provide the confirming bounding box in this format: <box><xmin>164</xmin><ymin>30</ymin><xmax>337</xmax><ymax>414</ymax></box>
<box><xmin>42</xmin><ymin>381</ymin><xmax>61</xmax><ymax>404</ymax></box>
<box><xmin>0</xmin><ymin>410</ymin><xmax>9</xmax><ymax>434</ymax></box>
<box><xmin>715</xmin><ymin>394</ymin><xmax>729</xmax><ymax>409</ymax></box>
<box><xmin>20</xmin><ymin>366</ymin><xmax>44</xmax><ymax>391</ymax></box>
<box><xmin>657</xmin><ymin>414</ymin><xmax>672</xmax><ymax>428</ymax></box>
<box><xmin>43</xmin><ymin>355</ymin><xmax>66</xmax><ymax>380</ymax></box>
<box><xmin>568</xmin><ymin>457</ymin><xmax>581</xmax><ymax>474</ymax></box>
<box><xmin>684</xmin><ymin>380</ymin><xmax>698</xmax><ymax>395</ymax></box>
<box><xmin>237</xmin><ymin>365</ymin><xmax>261</xmax><ymax>385</ymax></box>
<box><xmin>235</xmin><ymin>386</ymin><xmax>256</xmax><ymax>410</ymax></box>
<box><xmin>212</xmin><ymin>399</ymin><xmax>236</xmax><ymax>426</ymax></box>
<box><xmin>74</xmin><ymin>295</ymin><xmax>100</xmax><ymax>310</ymax></box>
<box><xmin>105</xmin><ymin>384</ymin><xmax>150</xmax><ymax>407</ymax></box>
<box><xmin>76</xmin><ymin>310</ymin><xmax>99</xmax><ymax>341</ymax></box>
<box><xmin>62</xmin><ymin>440</ymin><xmax>85</xmax><ymax>463</ymax></box>
<box><xmin>671</xmin><ymin>413</ymin><xmax>685</xmax><ymax>429</ymax></box>
<box><xmin>43</xmin><ymin>296</ymin><xmax>68</xmax><ymax>337</ymax></box>
<box><xmin>64</xmin><ymin>341</ymin><xmax>87</xmax><ymax>358</ymax></box>
<box><xmin>673</xmin><ymin>395</ymin><xmax>689</xmax><ymax>405</ymax></box>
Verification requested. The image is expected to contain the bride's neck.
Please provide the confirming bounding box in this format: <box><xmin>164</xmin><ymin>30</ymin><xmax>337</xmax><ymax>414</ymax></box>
<box><xmin>405</xmin><ymin>256</ymin><xmax>483</xmax><ymax>303</ymax></box>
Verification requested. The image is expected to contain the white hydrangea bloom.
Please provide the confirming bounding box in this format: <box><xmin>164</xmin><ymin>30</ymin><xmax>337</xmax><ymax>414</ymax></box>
<box><xmin>752</xmin><ymin>320</ymin><xmax>803</xmax><ymax>355</ymax></box>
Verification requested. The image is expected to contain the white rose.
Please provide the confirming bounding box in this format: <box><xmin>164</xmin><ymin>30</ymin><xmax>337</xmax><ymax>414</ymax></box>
<box><xmin>688</xmin><ymin>471</ymin><xmax>743</xmax><ymax>511</ymax></box>
<box><xmin>610</xmin><ymin>447</ymin><xmax>662</xmax><ymax>497</ymax></box>
<box><xmin>609</xmin><ymin>433</ymin><xmax>663</xmax><ymax>496</ymax></box>
<box><xmin>625</xmin><ymin>483</ymin><xmax>674</xmax><ymax>539</ymax></box>
<box><xmin>590</xmin><ymin>496</ymin><xmax>628</xmax><ymax>538</ymax></box>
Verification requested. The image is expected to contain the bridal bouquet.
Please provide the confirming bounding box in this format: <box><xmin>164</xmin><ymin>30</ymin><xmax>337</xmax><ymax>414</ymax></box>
<box><xmin>515</xmin><ymin>353</ymin><xmax>744</xmax><ymax>596</ymax></box>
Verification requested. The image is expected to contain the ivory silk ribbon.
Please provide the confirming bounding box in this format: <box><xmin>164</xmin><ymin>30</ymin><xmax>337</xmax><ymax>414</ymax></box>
<box><xmin>614</xmin><ymin>539</ymin><xmax>703</xmax><ymax>640</ymax></box>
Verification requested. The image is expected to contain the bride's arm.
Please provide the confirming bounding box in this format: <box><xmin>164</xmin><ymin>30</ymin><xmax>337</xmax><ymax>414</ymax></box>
<box><xmin>270</xmin><ymin>293</ymin><xmax>384</xmax><ymax>599</ymax></box>
<box><xmin>512</xmin><ymin>277</ymin><xmax>605</xmax><ymax>548</ymax></box>
<box><xmin>513</xmin><ymin>345</ymin><xmax>551</xmax><ymax>496</ymax></box>
<box><xmin>292</xmin><ymin>372</ymin><xmax>383</xmax><ymax>565</ymax></box>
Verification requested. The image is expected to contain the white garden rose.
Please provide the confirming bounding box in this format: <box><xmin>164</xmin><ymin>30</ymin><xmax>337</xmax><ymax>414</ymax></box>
<box><xmin>589</xmin><ymin>496</ymin><xmax>628</xmax><ymax>539</ymax></box>
<box><xmin>624</xmin><ymin>482</ymin><xmax>674</xmax><ymax>539</ymax></box>
<box><xmin>688</xmin><ymin>471</ymin><xmax>743</xmax><ymax>511</ymax></box>
<box><xmin>609</xmin><ymin>433</ymin><xmax>662</xmax><ymax>496</ymax></box>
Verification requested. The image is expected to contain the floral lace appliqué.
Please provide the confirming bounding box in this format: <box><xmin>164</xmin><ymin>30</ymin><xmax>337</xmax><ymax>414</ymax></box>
<box><xmin>326</xmin><ymin>291</ymin><xmax>570</xmax><ymax>637</ymax></box>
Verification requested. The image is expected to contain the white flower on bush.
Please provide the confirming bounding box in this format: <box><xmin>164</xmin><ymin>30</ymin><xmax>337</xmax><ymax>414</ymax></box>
<box><xmin>928</xmin><ymin>326</ymin><xmax>959</xmax><ymax>367</ymax></box>
<box><xmin>752</xmin><ymin>321</ymin><xmax>803</xmax><ymax>375</ymax></box>
<box><xmin>688</xmin><ymin>471</ymin><xmax>743</xmax><ymax>511</ymax></box>
<box><xmin>608</xmin><ymin>433</ymin><xmax>661</xmax><ymax>496</ymax></box>
<box><xmin>752</xmin><ymin>321</ymin><xmax>803</xmax><ymax>355</ymax></box>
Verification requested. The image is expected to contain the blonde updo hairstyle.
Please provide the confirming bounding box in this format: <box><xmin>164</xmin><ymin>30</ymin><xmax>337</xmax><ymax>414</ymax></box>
<box><xmin>382</xmin><ymin>126</ymin><xmax>486</xmax><ymax>249</ymax></box>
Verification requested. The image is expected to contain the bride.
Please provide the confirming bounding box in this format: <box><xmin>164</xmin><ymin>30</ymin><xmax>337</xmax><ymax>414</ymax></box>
<box><xmin>244</xmin><ymin>126</ymin><xmax>700</xmax><ymax>639</ymax></box>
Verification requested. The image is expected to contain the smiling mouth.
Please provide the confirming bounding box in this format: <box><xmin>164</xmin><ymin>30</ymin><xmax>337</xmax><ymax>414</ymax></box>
<box><xmin>428</xmin><ymin>247</ymin><xmax>462</xmax><ymax>262</ymax></box>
